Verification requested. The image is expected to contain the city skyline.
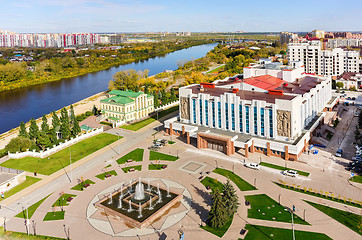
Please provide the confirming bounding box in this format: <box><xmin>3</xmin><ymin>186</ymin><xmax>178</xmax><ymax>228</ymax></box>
<box><xmin>1</xmin><ymin>0</ymin><xmax>361</xmax><ymax>33</ymax></box>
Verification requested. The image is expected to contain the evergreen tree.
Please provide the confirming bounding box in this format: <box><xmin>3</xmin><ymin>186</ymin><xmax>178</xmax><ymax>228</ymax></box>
<box><xmin>52</xmin><ymin>111</ymin><xmax>60</xmax><ymax>129</ymax></box>
<box><xmin>144</xmin><ymin>85</ymin><xmax>149</xmax><ymax>95</ymax></box>
<box><xmin>69</xmin><ymin>105</ymin><xmax>75</xmax><ymax>124</ymax></box>
<box><xmin>60</xmin><ymin>122</ymin><xmax>71</xmax><ymax>140</ymax></box>
<box><xmin>207</xmin><ymin>189</ymin><xmax>227</xmax><ymax>228</ymax></box>
<box><xmin>170</xmin><ymin>88</ymin><xmax>177</xmax><ymax>101</ymax></box>
<box><xmin>60</xmin><ymin>107</ymin><xmax>69</xmax><ymax>125</ymax></box>
<box><xmin>92</xmin><ymin>105</ymin><xmax>98</xmax><ymax>116</ymax></box>
<box><xmin>37</xmin><ymin>132</ymin><xmax>51</xmax><ymax>150</ymax></box>
<box><xmin>222</xmin><ymin>180</ymin><xmax>240</xmax><ymax>216</ymax></box>
<box><xmin>49</xmin><ymin>128</ymin><xmax>57</xmax><ymax>144</ymax></box>
<box><xmin>41</xmin><ymin>115</ymin><xmax>49</xmax><ymax>133</ymax></box>
<box><xmin>29</xmin><ymin>118</ymin><xmax>39</xmax><ymax>140</ymax></box>
<box><xmin>72</xmin><ymin>118</ymin><xmax>81</xmax><ymax>136</ymax></box>
<box><xmin>18</xmin><ymin>121</ymin><xmax>28</xmax><ymax>138</ymax></box>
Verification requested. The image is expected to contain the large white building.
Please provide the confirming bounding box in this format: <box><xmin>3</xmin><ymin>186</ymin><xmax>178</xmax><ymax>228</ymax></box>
<box><xmin>165</xmin><ymin>64</ymin><xmax>335</xmax><ymax>160</ymax></box>
<box><xmin>287</xmin><ymin>41</ymin><xmax>360</xmax><ymax>76</ymax></box>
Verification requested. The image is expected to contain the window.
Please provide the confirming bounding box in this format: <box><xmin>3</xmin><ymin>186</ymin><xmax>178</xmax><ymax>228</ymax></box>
<box><xmin>269</xmin><ymin>109</ymin><xmax>273</xmax><ymax>138</ymax></box>
<box><xmin>245</xmin><ymin>106</ymin><xmax>250</xmax><ymax>133</ymax></box>
<box><xmin>212</xmin><ymin>101</ymin><xmax>215</xmax><ymax>127</ymax></box>
<box><xmin>254</xmin><ymin>106</ymin><xmax>258</xmax><ymax>135</ymax></box>
<box><xmin>225</xmin><ymin>103</ymin><xmax>229</xmax><ymax>130</ymax></box>
<box><xmin>231</xmin><ymin>104</ymin><xmax>235</xmax><ymax>131</ymax></box>
<box><xmin>260</xmin><ymin>108</ymin><xmax>265</xmax><ymax>136</ymax></box>
<box><xmin>239</xmin><ymin>105</ymin><xmax>243</xmax><ymax>132</ymax></box>
<box><xmin>218</xmin><ymin>102</ymin><xmax>221</xmax><ymax>128</ymax></box>
<box><xmin>193</xmin><ymin>99</ymin><xmax>196</xmax><ymax>123</ymax></box>
<box><xmin>205</xmin><ymin>100</ymin><xmax>209</xmax><ymax>126</ymax></box>
<box><xmin>199</xmin><ymin>100</ymin><xmax>203</xmax><ymax>125</ymax></box>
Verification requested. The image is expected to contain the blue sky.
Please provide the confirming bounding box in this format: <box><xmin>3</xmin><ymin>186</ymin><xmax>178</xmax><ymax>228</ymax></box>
<box><xmin>1</xmin><ymin>0</ymin><xmax>361</xmax><ymax>33</ymax></box>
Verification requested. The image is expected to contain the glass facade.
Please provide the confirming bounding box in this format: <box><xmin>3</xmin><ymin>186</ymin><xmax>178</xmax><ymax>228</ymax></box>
<box><xmin>239</xmin><ymin>105</ymin><xmax>243</xmax><ymax>132</ymax></box>
<box><xmin>218</xmin><ymin>102</ymin><xmax>221</xmax><ymax>128</ymax></box>
<box><xmin>212</xmin><ymin>101</ymin><xmax>215</xmax><ymax>127</ymax></box>
<box><xmin>192</xmin><ymin>99</ymin><xmax>196</xmax><ymax>124</ymax></box>
<box><xmin>269</xmin><ymin>109</ymin><xmax>273</xmax><ymax>138</ymax></box>
<box><xmin>254</xmin><ymin>106</ymin><xmax>258</xmax><ymax>135</ymax></box>
<box><xmin>260</xmin><ymin>108</ymin><xmax>265</xmax><ymax>136</ymax></box>
<box><xmin>225</xmin><ymin>103</ymin><xmax>229</xmax><ymax>130</ymax></box>
<box><xmin>199</xmin><ymin>99</ymin><xmax>203</xmax><ymax>125</ymax></box>
<box><xmin>245</xmin><ymin>106</ymin><xmax>250</xmax><ymax>133</ymax></box>
<box><xmin>205</xmin><ymin>100</ymin><xmax>209</xmax><ymax>126</ymax></box>
<box><xmin>231</xmin><ymin>104</ymin><xmax>235</xmax><ymax>131</ymax></box>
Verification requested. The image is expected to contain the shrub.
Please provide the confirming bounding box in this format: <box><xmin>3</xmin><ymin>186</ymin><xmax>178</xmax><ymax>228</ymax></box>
<box><xmin>85</xmin><ymin>111</ymin><xmax>92</xmax><ymax>116</ymax></box>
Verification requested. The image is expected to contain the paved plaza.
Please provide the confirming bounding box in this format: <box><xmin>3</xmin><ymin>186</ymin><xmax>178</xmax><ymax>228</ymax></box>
<box><xmin>0</xmin><ymin>116</ymin><xmax>361</xmax><ymax>240</ymax></box>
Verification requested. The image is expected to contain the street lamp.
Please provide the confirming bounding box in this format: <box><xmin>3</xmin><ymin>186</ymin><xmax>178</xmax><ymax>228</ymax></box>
<box><xmin>286</xmin><ymin>208</ymin><xmax>295</xmax><ymax>240</ymax></box>
<box><xmin>18</xmin><ymin>199</ymin><xmax>29</xmax><ymax>235</ymax></box>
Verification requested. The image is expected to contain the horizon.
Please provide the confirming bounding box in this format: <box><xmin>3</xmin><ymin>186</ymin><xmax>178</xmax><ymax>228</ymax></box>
<box><xmin>0</xmin><ymin>0</ymin><xmax>361</xmax><ymax>33</ymax></box>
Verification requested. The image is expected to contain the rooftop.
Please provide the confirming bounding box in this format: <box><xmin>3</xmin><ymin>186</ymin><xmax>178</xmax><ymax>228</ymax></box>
<box><xmin>275</xmin><ymin>75</ymin><xmax>322</xmax><ymax>94</ymax></box>
<box><xmin>101</xmin><ymin>95</ymin><xmax>134</xmax><ymax>105</ymax></box>
<box><xmin>108</xmin><ymin>90</ymin><xmax>144</xmax><ymax>98</ymax></box>
<box><xmin>243</xmin><ymin>75</ymin><xmax>286</xmax><ymax>90</ymax></box>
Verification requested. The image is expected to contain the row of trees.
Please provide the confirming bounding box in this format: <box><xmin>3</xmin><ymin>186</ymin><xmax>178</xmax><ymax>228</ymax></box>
<box><xmin>207</xmin><ymin>180</ymin><xmax>240</xmax><ymax>228</ymax></box>
<box><xmin>5</xmin><ymin>106</ymin><xmax>81</xmax><ymax>153</ymax></box>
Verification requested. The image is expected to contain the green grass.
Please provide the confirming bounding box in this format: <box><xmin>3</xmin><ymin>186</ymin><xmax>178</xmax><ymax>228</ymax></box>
<box><xmin>168</xmin><ymin>140</ymin><xmax>175</xmax><ymax>144</ymax></box>
<box><xmin>148</xmin><ymin>164</ymin><xmax>167</xmax><ymax>170</ymax></box>
<box><xmin>213</xmin><ymin>168</ymin><xmax>256</xmax><ymax>191</ymax></box>
<box><xmin>15</xmin><ymin>194</ymin><xmax>51</xmax><ymax>219</ymax></box>
<box><xmin>43</xmin><ymin>211</ymin><xmax>65</xmax><ymax>221</ymax></box>
<box><xmin>121</xmin><ymin>106</ymin><xmax>178</xmax><ymax>131</ymax></box>
<box><xmin>71</xmin><ymin>179</ymin><xmax>95</xmax><ymax>191</ymax></box>
<box><xmin>122</xmin><ymin>165</ymin><xmax>142</xmax><ymax>173</ymax></box>
<box><xmin>275</xmin><ymin>182</ymin><xmax>362</xmax><ymax>208</ymax></box>
<box><xmin>350</xmin><ymin>175</ymin><xmax>362</xmax><ymax>183</ymax></box>
<box><xmin>105</xmin><ymin>164</ymin><xmax>111</xmax><ymax>168</ymax></box>
<box><xmin>149</xmin><ymin>151</ymin><xmax>179</xmax><ymax>161</ymax></box>
<box><xmin>0</xmin><ymin>133</ymin><xmax>119</xmax><ymax>175</ymax></box>
<box><xmin>242</xmin><ymin>224</ymin><xmax>333</xmax><ymax>240</ymax></box>
<box><xmin>206</xmin><ymin>65</ymin><xmax>224</xmax><ymax>74</ymax></box>
<box><xmin>201</xmin><ymin>176</ymin><xmax>224</xmax><ymax>193</ymax></box>
<box><xmin>95</xmin><ymin>170</ymin><xmax>118</xmax><ymax>180</ymax></box>
<box><xmin>201</xmin><ymin>215</ymin><xmax>233</xmax><ymax>237</ymax></box>
<box><xmin>305</xmin><ymin>200</ymin><xmax>362</xmax><ymax>235</ymax></box>
<box><xmin>0</xmin><ymin>227</ymin><xmax>67</xmax><ymax>239</ymax></box>
<box><xmin>0</xmin><ymin>148</ymin><xmax>6</xmax><ymax>158</ymax></box>
<box><xmin>52</xmin><ymin>193</ymin><xmax>76</xmax><ymax>207</ymax></box>
<box><xmin>0</xmin><ymin>176</ymin><xmax>40</xmax><ymax>201</ymax></box>
<box><xmin>260</xmin><ymin>162</ymin><xmax>310</xmax><ymax>177</ymax></box>
<box><xmin>244</xmin><ymin>194</ymin><xmax>309</xmax><ymax>225</ymax></box>
<box><xmin>116</xmin><ymin>148</ymin><xmax>144</xmax><ymax>164</ymax></box>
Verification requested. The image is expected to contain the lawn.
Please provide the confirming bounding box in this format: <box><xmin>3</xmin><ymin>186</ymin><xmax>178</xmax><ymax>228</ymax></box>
<box><xmin>0</xmin><ymin>133</ymin><xmax>119</xmax><ymax>175</ymax></box>
<box><xmin>52</xmin><ymin>193</ymin><xmax>76</xmax><ymax>207</ymax></box>
<box><xmin>168</xmin><ymin>140</ymin><xmax>175</xmax><ymax>145</ymax></box>
<box><xmin>275</xmin><ymin>182</ymin><xmax>362</xmax><ymax>208</ymax></box>
<box><xmin>149</xmin><ymin>151</ymin><xmax>179</xmax><ymax>161</ymax></box>
<box><xmin>201</xmin><ymin>215</ymin><xmax>233</xmax><ymax>237</ymax></box>
<box><xmin>242</xmin><ymin>224</ymin><xmax>333</xmax><ymax>240</ymax></box>
<box><xmin>71</xmin><ymin>179</ymin><xmax>95</xmax><ymax>191</ymax></box>
<box><xmin>0</xmin><ymin>227</ymin><xmax>67</xmax><ymax>239</ymax></box>
<box><xmin>43</xmin><ymin>211</ymin><xmax>65</xmax><ymax>221</ymax></box>
<box><xmin>206</xmin><ymin>65</ymin><xmax>224</xmax><ymax>74</ymax></box>
<box><xmin>350</xmin><ymin>175</ymin><xmax>362</xmax><ymax>184</ymax></box>
<box><xmin>95</xmin><ymin>170</ymin><xmax>118</xmax><ymax>180</ymax></box>
<box><xmin>260</xmin><ymin>162</ymin><xmax>310</xmax><ymax>177</ymax></box>
<box><xmin>244</xmin><ymin>194</ymin><xmax>309</xmax><ymax>225</ymax></box>
<box><xmin>305</xmin><ymin>200</ymin><xmax>362</xmax><ymax>235</ymax></box>
<box><xmin>148</xmin><ymin>164</ymin><xmax>167</xmax><ymax>170</ymax></box>
<box><xmin>213</xmin><ymin>168</ymin><xmax>256</xmax><ymax>191</ymax></box>
<box><xmin>15</xmin><ymin>194</ymin><xmax>51</xmax><ymax>219</ymax></box>
<box><xmin>121</xmin><ymin>106</ymin><xmax>178</xmax><ymax>131</ymax></box>
<box><xmin>201</xmin><ymin>176</ymin><xmax>224</xmax><ymax>193</ymax></box>
<box><xmin>116</xmin><ymin>148</ymin><xmax>144</xmax><ymax>164</ymax></box>
<box><xmin>0</xmin><ymin>176</ymin><xmax>40</xmax><ymax>201</ymax></box>
<box><xmin>122</xmin><ymin>165</ymin><xmax>142</xmax><ymax>173</ymax></box>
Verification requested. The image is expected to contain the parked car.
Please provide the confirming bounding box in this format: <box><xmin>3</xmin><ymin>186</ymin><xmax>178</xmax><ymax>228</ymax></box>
<box><xmin>354</xmin><ymin>112</ymin><xmax>359</xmax><ymax>117</ymax></box>
<box><xmin>335</xmin><ymin>149</ymin><xmax>343</xmax><ymax>157</ymax></box>
<box><xmin>244</xmin><ymin>162</ymin><xmax>261</xmax><ymax>170</ymax></box>
<box><xmin>347</xmin><ymin>166</ymin><xmax>362</xmax><ymax>173</ymax></box>
<box><xmin>283</xmin><ymin>170</ymin><xmax>298</xmax><ymax>177</ymax></box>
<box><xmin>358</xmin><ymin>106</ymin><xmax>362</xmax><ymax>110</ymax></box>
<box><xmin>148</xmin><ymin>145</ymin><xmax>160</xmax><ymax>151</ymax></box>
<box><xmin>352</xmin><ymin>156</ymin><xmax>362</xmax><ymax>161</ymax></box>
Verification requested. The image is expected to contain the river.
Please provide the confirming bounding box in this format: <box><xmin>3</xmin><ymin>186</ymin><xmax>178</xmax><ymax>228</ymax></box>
<box><xmin>0</xmin><ymin>43</ymin><xmax>217</xmax><ymax>134</ymax></box>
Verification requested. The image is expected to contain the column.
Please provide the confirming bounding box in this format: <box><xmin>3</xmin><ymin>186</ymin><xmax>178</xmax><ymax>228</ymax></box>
<box><xmin>267</xmin><ymin>142</ymin><xmax>271</xmax><ymax>156</ymax></box>
<box><xmin>182</xmin><ymin>126</ymin><xmax>185</xmax><ymax>136</ymax></box>
<box><xmin>187</xmin><ymin>132</ymin><xmax>190</xmax><ymax>145</ymax></box>
<box><xmin>245</xmin><ymin>143</ymin><xmax>249</xmax><ymax>158</ymax></box>
<box><xmin>250</xmin><ymin>140</ymin><xmax>255</xmax><ymax>153</ymax></box>
<box><xmin>285</xmin><ymin>146</ymin><xmax>289</xmax><ymax>161</ymax></box>
<box><xmin>170</xmin><ymin>123</ymin><xmax>173</xmax><ymax>136</ymax></box>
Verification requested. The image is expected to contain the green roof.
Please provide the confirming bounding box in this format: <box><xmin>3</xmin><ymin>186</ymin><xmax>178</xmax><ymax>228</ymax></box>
<box><xmin>80</xmin><ymin>125</ymin><xmax>93</xmax><ymax>131</ymax></box>
<box><xmin>101</xmin><ymin>95</ymin><xmax>134</xmax><ymax>105</ymax></box>
<box><xmin>108</xmin><ymin>116</ymin><xmax>120</xmax><ymax>121</ymax></box>
<box><xmin>108</xmin><ymin>90</ymin><xmax>143</xmax><ymax>98</ymax></box>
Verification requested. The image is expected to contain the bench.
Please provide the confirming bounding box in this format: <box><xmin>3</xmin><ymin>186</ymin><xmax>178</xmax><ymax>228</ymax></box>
<box><xmin>67</xmin><ymin>197</ymin><xmax>73</xmax><ymax>202</ymax></box>
<box><xmin>84</xmin><ymin>183</ymin><xmax>90</xmax><ymax>188</ymax></box>
<box><xmin>162</xmin><ymin>165</ymin><xmax>167</xmax><ymax>169</ymax></box>
<box><xmin>127</xmin><ymin>159</ymin><xmax>133</xmax><ymax>163</ymax></box>
<box><xmin>128</xmin><ymin>168</ymin><xmax>135</xmax><ymax>172</ymax></box>
<box><xmin>105</xmin><ymin>174</ymin><xmax>111</xmax><ymax>178</ymax></box>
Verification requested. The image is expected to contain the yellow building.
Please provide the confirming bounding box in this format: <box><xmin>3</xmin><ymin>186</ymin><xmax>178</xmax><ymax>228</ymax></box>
<box><xmin>101</xmin><ymin>90</ymin><xmax>154</xmax><ymax>122</ymax></box>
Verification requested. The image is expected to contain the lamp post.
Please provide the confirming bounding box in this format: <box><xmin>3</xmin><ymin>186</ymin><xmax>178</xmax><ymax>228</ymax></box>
<box><xmin>215</xmin><ymin>160</ymin><xmax>218</xmax><ymax>168</ymax></box>
<box><xmin>287</xmin><ymin>208</ymin><xmax>295</xmax><ymax>240</ymax></box>
<box><xmin>278</xmin><ymin>194</ymin><xmax>281</xmax><ymax>204</ymax></box>
<box><xmin>18</xmin><ymin>199</ymin><xmax>29</xmax><ymax>235</ymax></box>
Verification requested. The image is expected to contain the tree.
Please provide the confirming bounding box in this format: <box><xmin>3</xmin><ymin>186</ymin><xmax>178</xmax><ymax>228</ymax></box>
<box><xmin>336</xmin><ymin>82</ymin><xmax>344</xmax><ymax>89</ymax></box>
<box><xmin>72</xmin><ymin>118</ymin><xmax>81</xmax><ymax>137</ymax></box>
<box><xmin>29</xmin><ymin>118</ymin><xmax>39</xmax><ymax>140</ymax></box>
<box><xmin>108</xmin><ymin>69</ymin><xmax>143</xmax><ymax>91</ymax></box>
<box><xmin>49</xmin><ymin>128</ymin><xmax>57</xmax><ymax>144</ymax></box>
<box><xmin>69</xmin><ymin>105</ymin><xmax>75</xmax><ymax>124</ymax></box>
<box><xmin>92</xmin><ymin>105</ymin><xmax>98</xmax><ymax>116</ymax></box>
<box><xmin>60</xmin><ymin>107</ymin><xmax>69</xmax><ymax>125</ymax></box>
<box><xmin>52</xmin><ymin>111</ymin><xmax>60</xmax><ymax>129</ymax></box>
<box><xmin>207</xmin><ymin>189</ymin><xmax>227</xmax><ymax>228</ymax></box>
<box><xmin>41</xmin><ymin>115</ymin><xmax>49</xmax><ymax>133</ymax></box>
<box><xmin>18</xmin><ymin>121</ymin><xmax>28</xmax><ymax>138</ymax></box>
<box><xmin>170</xmin><ymin>88</ymin><xmax>177</xmax><ymax>101</ymax></box>
<box><xmin>222</xmin><ymin>180</ymin><xmax>239</xmax><ymax>216</ymax></box>
<box><xmin>5</xmin><ymin>136</ymin><xmax>35</xmax><ymax>153</ymax></box>
<box><xmin>60</xmin><ymin>122</ymin><xmax>71</xmax><ymax>140</ymax></box>
<box><xmin>37</xmin><ymin>132</ymin><xmax>51</xmax><ymax>150</ymax></box>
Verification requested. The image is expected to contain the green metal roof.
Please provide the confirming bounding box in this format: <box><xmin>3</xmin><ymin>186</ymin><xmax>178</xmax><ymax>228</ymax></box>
<box><xmin>108</xmin><ymin>116</ymin><xmax>120</xmax><ymax>121</ymax></box>
<box><xmin>108</xmin><ymin>90</ymin><xmax>143</xmax><ymax>98</ymax></box>
<box><xmin>101</xmin><ymin>95</ymin><xmax>134</xmax><ymax>105</ymax></box>
<box><xmin>80</xmin><ymin>124</ymin><xmax>93</xmax><ymax>131</ymax></box>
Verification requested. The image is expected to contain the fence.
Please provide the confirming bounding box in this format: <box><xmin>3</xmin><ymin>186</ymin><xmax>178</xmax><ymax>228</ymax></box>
<box><xmin>154</xmin><ymin>100</ymin><xmax>179</xmax><ymax>113</ymax></box>
<box><xmin>0</xmin><ymin>167</ymin><xmax>26</xmax><ymax>193</ymax></box>
<box><xmin>8</xmin><ymin>126</ymin><xmax>103</xmax><ymax>159</ymax></box>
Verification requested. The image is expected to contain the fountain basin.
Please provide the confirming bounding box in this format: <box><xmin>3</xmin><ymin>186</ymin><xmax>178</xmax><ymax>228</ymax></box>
<box><xmin>94</xmin><ymin>180</ymin><xmax>181</xmax><ymax>229</ymax></box>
